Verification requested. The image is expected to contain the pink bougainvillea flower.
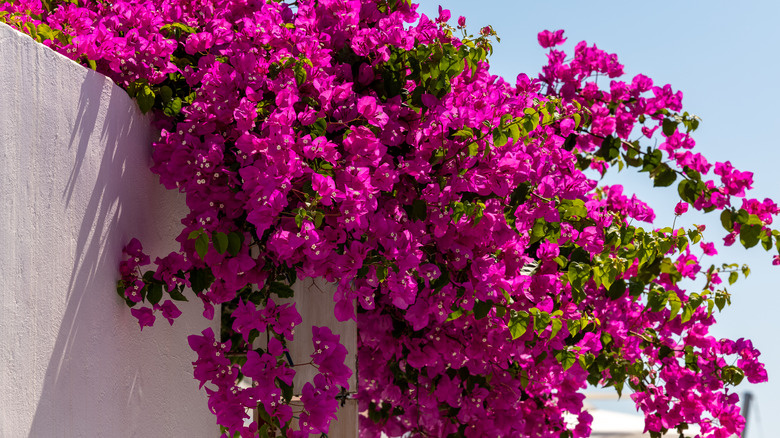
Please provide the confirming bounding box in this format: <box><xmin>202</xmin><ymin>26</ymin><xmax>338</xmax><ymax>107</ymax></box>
<box><xmin>123</xmin><ymin>238</ymin><xmax>150</xmax><ymax>265</ymax></box>
<box><xmin>311</xmin><ymin>172</ymin><xmax>336</xmax><ymax>204</ymax></box>
<box><xmin>124</xmin><ymin>279</ymin><xmax>144</xmax><ymax>303</ymax></box>
<box><xmin>298</xmin><ymin>375</ymin><xmax>339</xmax><ymax>434</ymax></box>
<box><xmin>131</xmin><ymin>307</ymin><xmax>155</xmax><ymax>330</ymax></box>
<box><xmin>311</xmin><ymin>326</ymin><xmax>352</xmax><ymax>388</ymax></box>
<box><xmin>159</xmin><ymin>300</ymin><xmax>182</xmax><ymax>325</ymax></box>
<box><xmin>700</xmin><ymin>242</ymin><xmax>718</xmax><ymax>256</ymax></box>
<box><xmin>537</xmin><ymin>29</ymin><xmax>567</xmax><ymax>48</ymax></box>
<box><xmin>435</xmin><ymin>6</ymin><xmax>450</xmax><ymax>24</ymax></box>
<box><xmin>536</xmin><ymin>240</ymin><xmax>560</xmax><ymax>261</ymax></box>
<box><xmin>674</xmin><ymin>201</ymin><xmax>689</xmax><ymax>215</ymax></box>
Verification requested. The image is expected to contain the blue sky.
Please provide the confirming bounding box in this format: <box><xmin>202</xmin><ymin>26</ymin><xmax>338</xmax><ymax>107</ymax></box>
<box><xmin>416</xmin><ymin>1</ymin><xmax>780</xmax><ymax>435</ymax></box>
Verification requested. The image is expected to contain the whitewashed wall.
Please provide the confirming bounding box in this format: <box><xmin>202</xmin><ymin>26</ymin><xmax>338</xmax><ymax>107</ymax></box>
<box><xmin>0</xmin><ymin>22</ymin><xmax>220</xmax><ymax>437</ymax></box>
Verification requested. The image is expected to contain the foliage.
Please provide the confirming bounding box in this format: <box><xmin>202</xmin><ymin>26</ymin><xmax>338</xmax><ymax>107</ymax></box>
<box><xmin>3</xmin><ymin>1</ymin><xmax>775</xmax><ymax>437</ymax></box>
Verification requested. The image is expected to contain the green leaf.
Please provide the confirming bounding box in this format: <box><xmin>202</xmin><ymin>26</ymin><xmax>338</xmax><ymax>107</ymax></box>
<box><xmin>555</xmin><ymin>349</ymin><xmax>577</xmax><ymax>370</ymax></box>
<box><xmin>213</xmin><ymin>232</ymin><xmax>229</xmax><ymax>255</ymax></box>
<box><xmin>559</xmin><ymin>198</ymin><xmax>587</xmax><ymax>220</ymax></box>
<box><xmin>596</xmin><ymin>136</ymin><xmax>620</xmax><ymax>160</ymax></box>
<box><xmin>519</xmin><ymin>369</ymin><xmax>529</xmax><ymax>388</ymax></box>
<box><xmin>277</xmin><ymin>378</ymin><xmax>293</xmax><ymax>403</ymax></box>
<box><xmin>492</xmin><ymin>128</ymin><xmax>508</xmax><ymax>147</ymax></box>
<box><xmin>473</xmin><ymin>300</ymin><xmax>492</xmax><ymax>320</ymax></box>
<box><xmin>258</xmin><ymin>424</ymin><xmax>270</xmax><ymax>438</ymax></box>
<box><xmin>647</xmin><ymin>289</ymin><xmax>668</xmax><ymax>312</ymax></box>
<box><xmin>715</xmin><ymin>295</ymin><xmax>727</xmax><ymax>312</ymax></box>
<box><xmin>658</xmin><ymin>345</ymin><xmax>673</xmax><ymax>360</ymax></box>
<box><xmin>686</xmin><ymin>228</ymin><xmax>701</xmax><ymax>244</ymax></box>
<box><xmin>294</xmin><ymin>63</ymin><xmax>307</xmax><ymax>86</ymax></box>
<box><xmin>572</xmin><ymin>113</ymin><xmax>582</xmax><ymax>129</ymax></box>
<box><xmin>411</xmin><ymin>199</ymin><xmax>427</xmax><ymax>221</ymax></box>
<box><xmin>377</xmin><ymin>265</ymin><xmax>389</xmax><ymax>282</ymax></box>
<box><xmin>595</xmin><ymin>263</ymin><xmax>618</xmax><ymax>290</ymax></box>
<box><xmin>521</xmin><ymin>117</ymin><xmax>537</xmax><ymax>135</ymax></box>
<box><xmin>452</xmin><ymin>128</ymin><xmax>474</xmax><ymax>139</ymax></box>
<box><xmin>721</xmin><ymin>365</ymin><xmax>745</xmax><ymax>386</ymax></box>
<box><xmin>553</xmin><ymin>255</ymin><xmax>568</xmax><ymax>268</ymax></box>
<box><xmin>533</xmin><ymin>309</ymin><xmax>551</xmax><ymax>334</ymax></box>
<box><xmin>508</xmin><ymin>123</ymin><xmax>520</xmax><ymax>143</ymax></box>
<box><xmin>509</xmin><ymin>311</ymin><xmax>529</xmax><ymax>339</ymax></box>
<box><xmin>160</xmin><ymin>22</ymin><xmax>197</xmax><ymax>36</ymax></box>
<box><xmin>677</xmin><ymin>179</ymin><xmax>697</xmax><ymax>203</ymax></box>
<box><xmin>761</xmin><ymin>232</ymin><xmax>773</xmax><ymax>250</ymax></box>
<box><xmin>529</xmin><ymin>220</ymin><xmax>547</xmax><ymax>244</ymax></box>
<box><xmin>653</xmin><ymin>166</ymin><xmax>677</xmax><ymax>187</ymax></box>
<box><xmin>195</xmin><ymin>233</ymin><xmax>209</xmax><ymax>260</ymax></box>
<box><xmin>142</xmin><ymin>270</ymin><xmax>156</xmax><ymax>283</ymax></box>
<box><xmin>189</xmin><ymin>267</ymin><xmax>214</xmax><ymax>294</ymax></box>
<box><xmin>739</xmin><ymin>224</ymin><xmax>762</xmax><ymax>249</ymax></box>
<box><xmin>35</xmin><ymin>23</ymin><xmax>57</xmax><ymax>42</ymax></box>
<box><xmin>147</xmin><ymin>282</ymin><xmax>163</xmax><ymax>305</ymax></box>
<box><xmin>607</xmin><ymin>279</ymin><xmax>626</xmax><ymax>300</ymax></box>
<box><xmin>137</xmin><ymin>85</ymin><xmax>155</xmax><ymax>114</ymax></box>
<box><xmin>188</xmin><ymin>229</ymin><xmax>205</xmax><ymax>240</ymax></box>
<box><xmin>268</xmin><ymin>281</ymin><xmax>294</xmax><ymax>298</ymax></box>
<box><xmin>158</xmin><ymin>85</ymin><xmax>173</xmax><ymax>103</ymax></box>
<box><xmin>509</xmin><ymin>182</ymin><xmax>531</xmax><ymax>205</ymax></box>
<box><xmin>169</xmin><ymin>287</ymin><xmax>188</xmax><ymax>302</ymax></box>
<box><xmin>567</xmin><ymin>262</ymin><xmax>591</xmax><ymax>302</ymax></box>
<box><xmin>163</xmin><ymin>97</ymin><xmax>182</xmax><ymax>117</ymax></box>
<box><xmin>467</xmin><ymin>141</ymin><xmax>479</xmax><ymax>156</ymax></box>
<box><xmin>667</xmin><ymin>291</ymin><xmax>682</xmax><ymax>321</ymax></box>
<box><xmin>681</xmin><ymin>303</ymin><xmax>694</xmax><ymax>323</ymax></box>
<box><xmin>728</xmin><ymin>271</ymin><xmax>739</xmax><ymax>285</ymax></box>
<box><xmin>641</xmin><ymin>149</ymin><xmax>663</xmax><ymax>172</ymax></box>
<box><xmin>295</xmin><ymin>210</ymin><xmax>304</xmax><ymax>228</ymax></box>
<box><xmin>662</xmin><ymin>118</ymin><xmax>678</xmax><ymax>136</ymax></box>
<box><xmin>309</xmin><ymin>117</ymin><xmax>327</xmax><ymax>137</ymax></box>
<box><xmin>736</xmin><ymin>208</ymin><xmax>749</xmax><ymax>224</ymax></box>
<box><xmin>541</xmin><ymin>109</ymin><xmax>553</xmax><ymax>126</ymax></box>
<box><xmin>684</xmin><ymin>166</ymin><xmax>702</xmax><ymax>181</ymax></box>
<box><xmin>746</xmin><ymin>213</ymin><xmax>764</xmax><ymax>226</ymax></box>
<box><xmin>578</xmin><ymin>352</ymin><xmax>595</xmax><ymax>370</ymax></box>
<box><xmin>550</xmin><ymin>318</ymin><xmax>563</xmax><ymax>340</ymax></box>
<box><xmin>628</xmin><ymin>280</ymin><xmax>645</xmax><ymax>297</ymax></box>
<box><xmin>447</xmin><ymin>307</ymin><xmax>464</xmax><ymax>322</ymax></box>
<box><xmin>227</xmin><ymin>232</ymin><xmax>243</xmax><ymax>256</ymax></box>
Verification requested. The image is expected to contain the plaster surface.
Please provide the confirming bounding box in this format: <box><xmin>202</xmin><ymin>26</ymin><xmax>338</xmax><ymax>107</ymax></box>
<box><xmin>0</xmin><ymin>23</ymin><xmax>219</xmax><ymax>437</ymax></box>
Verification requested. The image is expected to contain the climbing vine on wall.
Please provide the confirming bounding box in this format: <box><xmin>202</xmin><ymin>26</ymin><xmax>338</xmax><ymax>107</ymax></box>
<box><xmin>3</xmin><ymin>1</ymin><xmax>774</xmax><ymax>437</ymax></box>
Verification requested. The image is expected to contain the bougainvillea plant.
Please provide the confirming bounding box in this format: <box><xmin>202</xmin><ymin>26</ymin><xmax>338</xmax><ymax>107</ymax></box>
<box><xmin>3</xmin><ymin>0</ymin><xmax>774</xmax><ymax>437</ymax></box>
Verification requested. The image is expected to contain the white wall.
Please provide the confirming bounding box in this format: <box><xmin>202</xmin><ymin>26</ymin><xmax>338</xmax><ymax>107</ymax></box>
<box><xmin>0</xmin><ymin>23</ymin><xmax>219</xmax><ymax>437</ymax></box>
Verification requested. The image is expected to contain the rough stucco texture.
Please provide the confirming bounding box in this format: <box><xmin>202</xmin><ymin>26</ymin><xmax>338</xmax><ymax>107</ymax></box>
<box><xmin>0</xmin><ymin>23</ymin><xmax>219</xmax><ymax>437</ymax></box>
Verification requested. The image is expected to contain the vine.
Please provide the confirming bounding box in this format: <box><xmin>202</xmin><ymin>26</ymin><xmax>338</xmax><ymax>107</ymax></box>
<box><xmin>2</xmin><ymin>1</ymin><xmax>773</xmax><ymax>437</ymax></box>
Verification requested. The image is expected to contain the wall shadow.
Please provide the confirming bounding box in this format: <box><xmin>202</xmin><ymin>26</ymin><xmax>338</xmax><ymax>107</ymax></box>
<box><xmin>23</xmin><ymin>65</ymin><xmax>217</xmax><ymax>437</ymax></box>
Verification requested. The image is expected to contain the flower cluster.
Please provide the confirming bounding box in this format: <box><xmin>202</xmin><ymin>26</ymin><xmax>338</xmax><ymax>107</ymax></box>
<box><xmin>119</xmin><ymin>238</ymin><xmax>150</xmax><ymax>304</ymax></box>
<box><xmin>5</xmin><ymin>0</ymin><xmax>776</xmax><ymax>437</ymax></box>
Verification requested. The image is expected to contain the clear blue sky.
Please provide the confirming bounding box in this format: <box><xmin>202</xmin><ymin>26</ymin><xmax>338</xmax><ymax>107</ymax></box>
<box><xmin>416</xmin><ymin>2</ymin><xmax>779</xmax><ymax>436</ymax></box>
